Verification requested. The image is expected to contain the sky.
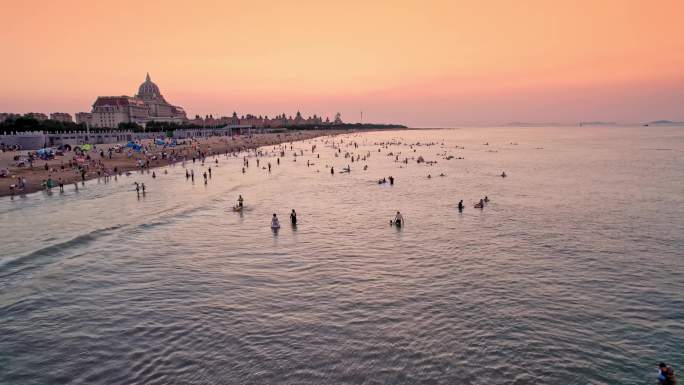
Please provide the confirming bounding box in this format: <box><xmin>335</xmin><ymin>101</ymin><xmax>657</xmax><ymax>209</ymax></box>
<box><xmin>1</xmin><ymin>0</ymin><xmax>683</xmax><ymax>127</ymax></box>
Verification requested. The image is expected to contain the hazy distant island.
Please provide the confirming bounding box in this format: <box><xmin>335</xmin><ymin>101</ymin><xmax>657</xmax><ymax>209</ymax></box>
<box><xmin>506</xmin><ymin>120</ymin><xmax>684</xmax><ymax>127</ymax></box>
<box><xmin>578</xmin><ymin>121</ymin><xmax>617</xmax><ymax>126</ymax></box>
<box><xmin>504</xmin><ymin>122</ymin><xmax>565</xmax><ymax>127</ymax></box>
<box><xmin>643</xmin><ymin>120</ymin><xmax>684</xmax><ymax>126</ymax></box>
<box><xmin>507</xmin><ymin>121</ymin><xmax>620</xmax><ymax>127</ymax></box>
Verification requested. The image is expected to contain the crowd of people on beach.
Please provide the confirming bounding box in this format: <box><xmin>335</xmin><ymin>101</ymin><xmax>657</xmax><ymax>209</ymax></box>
<box><xmin>2</xmin><ymin>131</ymin><xmax>327</xmax><ymax>198</ymax></box>
<box><xmin>5</xmin><ymin>132</ymin><xmax>515</xmax><ymax>237</ymax></box>
<box><xmin>6</xmin><ymin>131</ymin><xmax>514</xmax><ymax>236</ymax></box>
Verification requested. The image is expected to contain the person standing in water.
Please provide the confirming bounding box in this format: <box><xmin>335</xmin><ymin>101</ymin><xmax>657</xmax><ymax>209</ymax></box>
<box><xmin>238</xmin><ymin>195</ymin><xmax>244</xmax><ymax>208</ymax></box>
<box><xmin>458</xmin><ymin>200</ymin><xmax>464</xmax><ymax>211</ymax></box>
<box><xmin>394</xmin><ymin>211</ymin><xmax>404</xmax><ymax>226</ymax></box>
<box><xmin>271</xmin><ymin>213</ymin><xmax>280</xmax><ymax>228</ymax></box>
<box><xmin>658</xmin><ymin>363</ymin><xmax>677</xmax><ymax>385</ymax></box>
<box><xmin>290</xmin><ymin>209</ymin><xmax>297</xmax><ymax>225</ymax></box>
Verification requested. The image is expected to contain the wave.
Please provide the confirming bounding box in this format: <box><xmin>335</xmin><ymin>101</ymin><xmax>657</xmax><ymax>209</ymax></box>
<box><xmin>0</xmin><ymin>224</ymin><xmax>123</xmax><ymax>277</ymax></box>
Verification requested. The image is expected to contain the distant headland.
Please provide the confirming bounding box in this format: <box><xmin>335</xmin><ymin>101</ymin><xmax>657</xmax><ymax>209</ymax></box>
<box><xmin>643</xmin><ymin>120</ymin><xmax>684</xmax><ymax>126</ymax></box>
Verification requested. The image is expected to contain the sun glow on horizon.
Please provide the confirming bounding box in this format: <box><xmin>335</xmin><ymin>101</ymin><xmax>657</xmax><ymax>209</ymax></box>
<box><xmin>1</xmin><ymin>0</ymin><xmax>683</xmax><ymax>126</ymax></box>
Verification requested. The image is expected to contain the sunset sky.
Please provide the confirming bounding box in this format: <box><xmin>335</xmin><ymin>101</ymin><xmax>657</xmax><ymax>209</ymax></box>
<box><xmin>1</xmin><ymin>0</ymin><xmax>682</xmax><ymax>126</ymax></box>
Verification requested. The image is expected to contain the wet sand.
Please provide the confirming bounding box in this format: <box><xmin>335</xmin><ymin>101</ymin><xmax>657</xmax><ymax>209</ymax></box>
<box><xmin>0</xmin><ymin>130</ymin><xmax>351</xmax><ymax>197</ymax></box>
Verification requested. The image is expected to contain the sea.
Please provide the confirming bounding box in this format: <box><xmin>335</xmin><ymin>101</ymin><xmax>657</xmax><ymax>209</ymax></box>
<box><xmin>1</xmin><ymin>126</ymin><xmax>683</xmax><ymax>385</ymax></box>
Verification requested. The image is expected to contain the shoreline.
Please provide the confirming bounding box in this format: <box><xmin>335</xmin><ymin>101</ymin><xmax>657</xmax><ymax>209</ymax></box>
<box><xmin>0</xmin><ymin>129</ymin><xmax>359</xmax><ymax>198</ymax></box>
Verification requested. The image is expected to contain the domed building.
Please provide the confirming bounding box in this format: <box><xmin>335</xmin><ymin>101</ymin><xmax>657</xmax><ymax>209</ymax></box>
<box><xmin>89</xmin><ymin>73</ymin><xmax>187</xmax><ymax>128</ymax></box>
<box><xmin>137</xmin><ymin>73</ymin><xmax>161</xmax><ymax>98</ymax></box>
<box><xmin>136</xmin><ymin>73</ymin><xmax>187</xmax><ymax>123</ymax></box>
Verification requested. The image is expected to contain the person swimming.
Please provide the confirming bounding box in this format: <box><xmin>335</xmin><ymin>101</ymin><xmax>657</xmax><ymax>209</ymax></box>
<box><xmin>484</xmin><ymin>196</ymin><xmax>490</xmax><ymax>203</ymax></box>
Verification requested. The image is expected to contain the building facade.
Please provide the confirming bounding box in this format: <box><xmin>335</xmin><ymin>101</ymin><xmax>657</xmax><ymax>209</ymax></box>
<box><xmin>25</xmin><ymin>112</ymin><xmax>48</xmax><ymax>121</ymax></box>
<box><xmin>92</xmin><ymin>96</ymin><xmax>150</xmax><ymax>128</ymax></box>
<box><xmin>49</xmin><ymin>112</ymin><xmax>73</xmax><ymax>123</ymax></box>
<box><xmin>75</xmin><ymin>112</ymin><xmax>93</xmax><ymax>127</ymax></box>
<box><xmin>0</xmin><ymin>113</ymin><xmax>21</xmax><ymax>123</ymax></box>
<box><xmin>188</xmin><ymin>111</ymin><xmax>332</xmax><ymax>128</ymax></box>
<box><xmin>90</xmin><ymin>73</ymin><xmax>187</xmax><ymax>128</ymax></box>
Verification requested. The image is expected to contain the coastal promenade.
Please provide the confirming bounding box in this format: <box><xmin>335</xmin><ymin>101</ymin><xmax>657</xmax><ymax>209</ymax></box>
<box><xmin>0</xmin><ymin>126</ymin><xmax>256</xmax><ymax>150</ymax></box>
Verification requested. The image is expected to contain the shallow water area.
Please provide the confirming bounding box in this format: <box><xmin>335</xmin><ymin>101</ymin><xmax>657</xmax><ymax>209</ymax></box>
<box><xmin>1</xmin><ymin>126</ymin><xmax>683</xmax><ymax>384</ymax></box>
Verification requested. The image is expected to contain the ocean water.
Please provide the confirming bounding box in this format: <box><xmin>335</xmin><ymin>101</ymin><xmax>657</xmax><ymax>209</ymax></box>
<box><xmin>1</xmin><ymin>126</ymin><xmax>683</xmax><ymax>385</ymax></box>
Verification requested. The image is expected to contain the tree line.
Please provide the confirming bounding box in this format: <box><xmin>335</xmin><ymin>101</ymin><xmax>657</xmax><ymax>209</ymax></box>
<box><xmin>1</xmin><ymin>116</ymin><xmax>86</xmax><ymax>134</ymax></box>
<box><xmin>2</xmin><ymin>116</ymin><xmax>406</xmax><ymax>134</ymax></box>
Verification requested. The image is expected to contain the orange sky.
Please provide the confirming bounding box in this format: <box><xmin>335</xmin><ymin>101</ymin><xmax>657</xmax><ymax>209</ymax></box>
<box><xmin>1</xmin><ymin>0</ymin><xmax>683</xmax><ymax>126</ymax></box>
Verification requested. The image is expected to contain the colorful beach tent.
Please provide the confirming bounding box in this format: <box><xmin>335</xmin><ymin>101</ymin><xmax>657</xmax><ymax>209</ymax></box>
<box><xmin>36</xmin><ymin>148</ymin><xmax>54</xmax><ymax>159</ymax></box>
<box><xmin>126</xmin><ymin>142</ymin><xmax>142</xmax><ymax>152</ymax></box>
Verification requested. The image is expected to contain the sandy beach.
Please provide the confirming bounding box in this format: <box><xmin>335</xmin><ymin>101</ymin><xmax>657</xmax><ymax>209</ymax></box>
<box><xmin>0</xmin><ymin>129</ymin><xmax>350</xmax><ymax>197</ymax></box>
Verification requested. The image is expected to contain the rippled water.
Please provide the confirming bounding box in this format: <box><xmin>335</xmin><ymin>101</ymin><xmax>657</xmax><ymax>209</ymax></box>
<box><xmin>1</xmin><ymin>126</ymin><xmax>683</xmax><ymax>384</ymax></box>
